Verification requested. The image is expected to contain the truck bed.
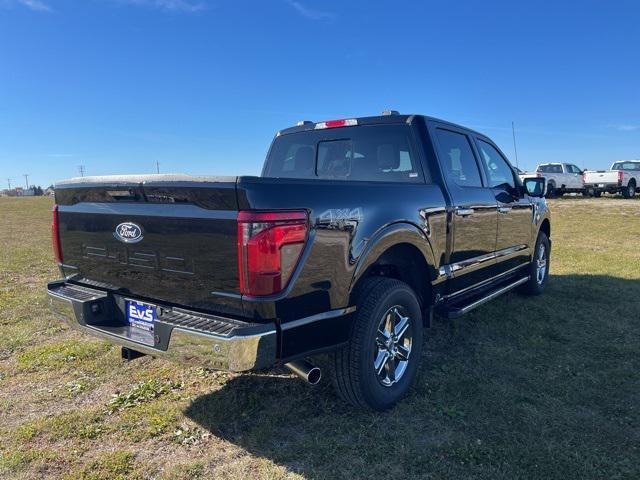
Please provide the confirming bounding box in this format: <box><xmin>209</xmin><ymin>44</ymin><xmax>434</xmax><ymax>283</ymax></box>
<box><xmin>54</xmin><ymin>173</ymin><xmax>448</xmax><ymax>325</ymax></box>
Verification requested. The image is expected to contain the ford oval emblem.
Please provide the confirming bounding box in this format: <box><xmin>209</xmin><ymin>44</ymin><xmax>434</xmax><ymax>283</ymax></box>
<box><xmin>114</xmin><ymin>222</ymin><xmax>144</xmax><ymax>243</ymax></box>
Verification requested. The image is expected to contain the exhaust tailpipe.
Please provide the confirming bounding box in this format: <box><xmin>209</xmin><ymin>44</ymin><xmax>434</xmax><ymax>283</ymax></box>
<box><xmin>285</xmin><ymin>360</ymin><xmax>321</xmax><ymax>385</ymax></box>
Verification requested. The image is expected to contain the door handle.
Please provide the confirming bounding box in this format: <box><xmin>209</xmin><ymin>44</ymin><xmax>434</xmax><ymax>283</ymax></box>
<box><xmin>497</xmin><ymin>206</ymin><xmax>512</xmax><ymax>214</ymax></box>
<box><xmin>455</xmin><ymin>207</ymin><xmax>475</xmax><ymax>217</ymax></box>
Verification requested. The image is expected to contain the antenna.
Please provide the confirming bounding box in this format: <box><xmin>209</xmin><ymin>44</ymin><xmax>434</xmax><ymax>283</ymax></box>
<box><xmin>78</xmin><ymin>165</ymin><xmax>86</xmax><ymax>177</ymax></box>
<box><xmin>156</xmin><ymin>160</ymin><xmax>160</xmax><ymax>174</ymax></box>
<box><xmin>511</xmin><ymin>121</ymin><xmax>520</xmax><ymax>169</ymax></box>
<box><xmin>23</xmin><ymin>174</ymin><xmax>30</xmax><ymax>189</ymax></box>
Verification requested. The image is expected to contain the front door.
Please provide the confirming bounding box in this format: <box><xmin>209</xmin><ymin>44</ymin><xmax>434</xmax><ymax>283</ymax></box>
<box><xmin>474</xmin><ymin>137</ymin><xmax>533</xmax><ymax>275</ymax></box>
<box><xmin>566</xmin><ymin>164</ymin><xmax>584</xmax><ymax>189</ymax></box>
<box><xmin>430</xmin><ymin>125</ymin><xmax>498</xmax><ymax>293</ymax></box>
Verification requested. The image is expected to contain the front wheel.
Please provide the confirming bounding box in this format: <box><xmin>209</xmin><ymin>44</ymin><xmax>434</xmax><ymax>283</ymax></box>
<box><xmin>330</xmin><ymin>278</ymin><xmax>423</xmax><ymax>411</ymax></box>
<box><xmin>520</xmin><ymin>231</ymin><xmax>550</xmax><ymax>296</ymax></box>
<box><xmin>545</xmin><ymin>183</ymin><xmax>556</xmax><ymax>199</ymax></box>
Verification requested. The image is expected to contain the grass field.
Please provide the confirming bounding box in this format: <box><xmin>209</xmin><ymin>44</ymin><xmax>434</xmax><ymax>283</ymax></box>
<box><xmin>1</xmin><ymin>196</ymin><xmax>639</xmax><ymax>479</ymax></box>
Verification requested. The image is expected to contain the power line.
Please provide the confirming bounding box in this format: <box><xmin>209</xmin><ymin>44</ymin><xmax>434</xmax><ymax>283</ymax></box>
<box><xmin>78</xmin><ymin>165</ymin><xmax>86</xmax><ymax>177</ymax></box>
<box><xmin>511</xmin><ymin>121</ymin><xmax>520</xmax><ymax>169</ymax></box>
<box><xmin>23</xmin><ymin>174</ymin><xmax>30</xmax><ymax>189</ymax></box>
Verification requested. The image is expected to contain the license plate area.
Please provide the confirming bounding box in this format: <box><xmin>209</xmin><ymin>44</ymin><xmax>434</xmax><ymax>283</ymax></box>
<box><xmin>125</xmin><ymin>300</ymin><xmax>156</xmax><ymax>344</ymax></box>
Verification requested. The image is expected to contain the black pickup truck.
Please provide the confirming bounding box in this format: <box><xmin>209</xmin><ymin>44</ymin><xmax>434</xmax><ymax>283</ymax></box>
<box><xmin>48</xmin><ymin>112</ymin><xmax>550</xmax><ymax>410</ymax></box>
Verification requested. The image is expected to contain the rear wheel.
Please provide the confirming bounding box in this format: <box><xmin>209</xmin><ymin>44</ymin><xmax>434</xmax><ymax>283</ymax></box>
<box><xmin>593</xmin><ymin>190</ymin><xmax>602</xmax><ymax>198</ymax></box>
<box><xmin>520</xmin><ymin>231</ymin><xmax>550</xmax><ymax>296</ymax></box>
<box><xmin>622</xmin><ymin>181</ymin><xmax>636</xmax><ymax>199</ymax></box>
<box><xmin>330</xmin><ymin>278</ymin><xmax>423</xmax><ymax>411</ymax></box>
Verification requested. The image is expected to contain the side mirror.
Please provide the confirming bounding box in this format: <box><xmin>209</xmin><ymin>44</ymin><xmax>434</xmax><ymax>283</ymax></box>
<box><xmin>523</xmin><ymin>177</ymin><xmax>546</xmax><ymax>198</ymax></box>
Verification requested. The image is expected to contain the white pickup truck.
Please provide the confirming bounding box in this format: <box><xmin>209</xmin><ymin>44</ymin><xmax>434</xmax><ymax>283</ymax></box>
<box><xmin>515</xmin><ymin>167</ymin><xmax>534</xmax><ymax>184</ymax></box>
<box><xmin>525</xmin><ymin>163</ymin><xmax>585</xmax><ymax>198</ymax></box>
<box><xmin>583</xmin><ymin>160</ymin><xmax>640</xmax><ymax>198</ymax></box>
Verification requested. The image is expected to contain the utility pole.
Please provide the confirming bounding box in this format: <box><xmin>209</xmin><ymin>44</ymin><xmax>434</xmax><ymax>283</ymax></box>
<box><xmin>156</xmin><ymin>160</ymin><xmax>160</xmax><ymax>174</ymax></box>
<box><xmin>7</xmin><ymin>178</ymin><xmax>11</xmax><ymax>190</ymax></box>
<box><xmin>78</xmin><ymin>165</ymin><xmax>86</xmax><ymax>177</ymax></box>
<box><xmin>23</xmin><ymin>174</ymin><xmax>29</xmax><ymax>189</ymax></box>
<box><xmin>511</xmin><ymin>121</ymin><xmax>520</xmax><ymax>169</ymax></box>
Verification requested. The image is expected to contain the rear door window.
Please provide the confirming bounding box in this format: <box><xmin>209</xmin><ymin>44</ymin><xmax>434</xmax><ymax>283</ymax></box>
<box><xmin>264</xmin><ymin>125</ymin><xmax>425</xmax><ymax>183</ymax></box>
<box><xmin>433</xmin><ymin>128</ymin><xmax>483</xmax><ymax>188</ymax></box>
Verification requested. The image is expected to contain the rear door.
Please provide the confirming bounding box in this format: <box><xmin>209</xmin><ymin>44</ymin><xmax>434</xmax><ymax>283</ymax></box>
<box><xmin>474</xmin><ymin>137</ymin><xmax>533</xmax><ymax>275</ymax></box>
<box><xmin>430</xmin><ymin>124</ymin><xmax>497</xmax><ymax>293</ymax></box>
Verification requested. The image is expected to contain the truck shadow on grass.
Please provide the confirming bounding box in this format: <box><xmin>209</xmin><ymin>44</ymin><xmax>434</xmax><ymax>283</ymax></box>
<box><xmin>185</xmin><ymin>274</ymin><xmax>640</xmax><ymax>480</ymax></box>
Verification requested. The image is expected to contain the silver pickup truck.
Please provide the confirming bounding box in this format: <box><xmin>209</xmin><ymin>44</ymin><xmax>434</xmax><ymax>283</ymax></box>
<box><xmin>520</xmin><ymin>163</ymin><xmax>585</xmax><ymax>198</ymax></box>
<box><xmin>584</xmin><ymin>160</ymin><xmax>640</xmax><ymax>198</ymax></box>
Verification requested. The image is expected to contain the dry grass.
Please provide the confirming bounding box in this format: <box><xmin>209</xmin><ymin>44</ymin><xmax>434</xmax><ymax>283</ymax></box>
<box><xmin>1</xmin><ymin>195</ymin><xmax>639</xmax><ymax>479</ymax></box>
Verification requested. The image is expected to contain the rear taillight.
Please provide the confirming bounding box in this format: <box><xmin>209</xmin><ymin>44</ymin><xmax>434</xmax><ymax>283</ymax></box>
<box><xmin>618</xmin><ymin>171</ymin><xmax>624</xmax><ymax>185</ymax></box>
<box><xmin>237</xmin><ymin>210</ymin><xmax>308</xmax><ymax>296</ymax></box>
<box><xmin>52</xmin><ymin>204</ymin><xmax>63</xmax><ymax>264</ymax></box>
<box><xmin>582</xmin><ymin>171</ymin><xmax>587</xmax><ymax>183</ymax></box>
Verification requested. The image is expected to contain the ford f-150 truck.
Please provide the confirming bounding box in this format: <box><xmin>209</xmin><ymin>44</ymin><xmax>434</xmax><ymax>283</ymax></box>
<box><xmin>527</xmin><ymin>163</ymin><xmax>585</xmax><ymax>197</ymax></box>
<box><xmin>583</xmin><ymin>160</ymin><xmax>640</xmax><ymax>198</ymax></box>
<box><xmin>47</xmin><ymin>113</ymin><xmax>551</xmax><ymax>410</ymax></box>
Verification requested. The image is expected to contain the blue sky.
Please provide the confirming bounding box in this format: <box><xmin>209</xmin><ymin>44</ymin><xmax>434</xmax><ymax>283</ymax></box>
<box><xmin>1</xmin><ymin>0</ymin><xmax>639</xmax><ymax>188</ymax></box>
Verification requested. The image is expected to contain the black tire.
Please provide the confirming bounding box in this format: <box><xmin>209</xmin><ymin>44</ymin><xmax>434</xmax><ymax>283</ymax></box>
<box><xmin>545</xmin><ymin>182</ymin><xmax>556</xmax><ymax>199</ymax></box>
<box><xmin>622</xmin><ymin>181</ymin><xmax>636</xmax><ymax>199</ymax></box>
<box><xmin>593</xmin><ymin>190</ymin><xmax>602</xmax><ymax>198</ymax></box>
<box><xmin>520</xmin><ymin>231</ymin><xmax>550</xmax><ymax>296</ymax></box>
<box><xmin>330</xmin><ymin>278</ymin><xmax>423</xmax><ymax>411</ymax></box>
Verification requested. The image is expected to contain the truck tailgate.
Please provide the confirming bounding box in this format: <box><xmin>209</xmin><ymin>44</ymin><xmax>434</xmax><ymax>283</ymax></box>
<box><xmin>55</xmin><ymin>175</ymin><xmax>242</xmax><ymax>316</ymax></box>
<box><xmin>584</xmin><ymin>170</ymin><xmax>618</xmax><ymax>184</ymax></box>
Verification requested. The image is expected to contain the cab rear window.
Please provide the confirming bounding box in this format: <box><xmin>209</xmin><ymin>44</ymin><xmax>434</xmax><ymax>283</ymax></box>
<box><xmin>263</xmin><ymin>125</ymin><xmax>426</xmax><ymax>183</ymax></box>
<box><xmin>612</xmin><ymin>162</ymin><xmax>640</xmax><ymax>171</ymax></box>
<box><xmin>537</xmin><ymin>164</ymin><xmax>563</xmax><ymax>173</ymax></box>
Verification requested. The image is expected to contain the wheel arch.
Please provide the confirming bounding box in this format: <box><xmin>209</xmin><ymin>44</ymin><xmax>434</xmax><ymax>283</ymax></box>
<box><xmin>539</xmin><ymin>218</ymin><xmax>551</xmax><ymax>239</ymax></box>
<box><xmin>349</xmin><ymin>223</ymin><xmax>438</xmax><ymax>312</ymax></box>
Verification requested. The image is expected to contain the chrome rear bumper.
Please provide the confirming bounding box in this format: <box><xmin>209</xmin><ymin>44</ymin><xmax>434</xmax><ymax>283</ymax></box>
<box><xmin>47</xmin><ymin>280</ymin><xmax>277</xmax><ymax>372</ymax></box>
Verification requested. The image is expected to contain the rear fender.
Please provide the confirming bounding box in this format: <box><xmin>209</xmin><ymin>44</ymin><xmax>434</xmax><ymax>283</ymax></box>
<box><xmin>349</xmin><ymin>222</ymin><xmax>438</xmax><ymax>301</ymax></box>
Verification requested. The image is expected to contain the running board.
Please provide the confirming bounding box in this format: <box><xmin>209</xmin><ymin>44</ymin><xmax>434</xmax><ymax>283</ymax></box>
<box><xmin>444</xmin><ymin>276</ymin><xmax>530</xmax><ymax>319</ymax></box>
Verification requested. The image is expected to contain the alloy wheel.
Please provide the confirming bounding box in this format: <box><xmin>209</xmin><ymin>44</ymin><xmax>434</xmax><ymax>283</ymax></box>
<box><xmin>536</xmin><ymin>243</ymin><xmax>547</xmax><ymax>284</ymax></box>
<box><xmin>374</xmin><ymin>305</ymin><xmax>413</xmax><ymax>387</ymax></box>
